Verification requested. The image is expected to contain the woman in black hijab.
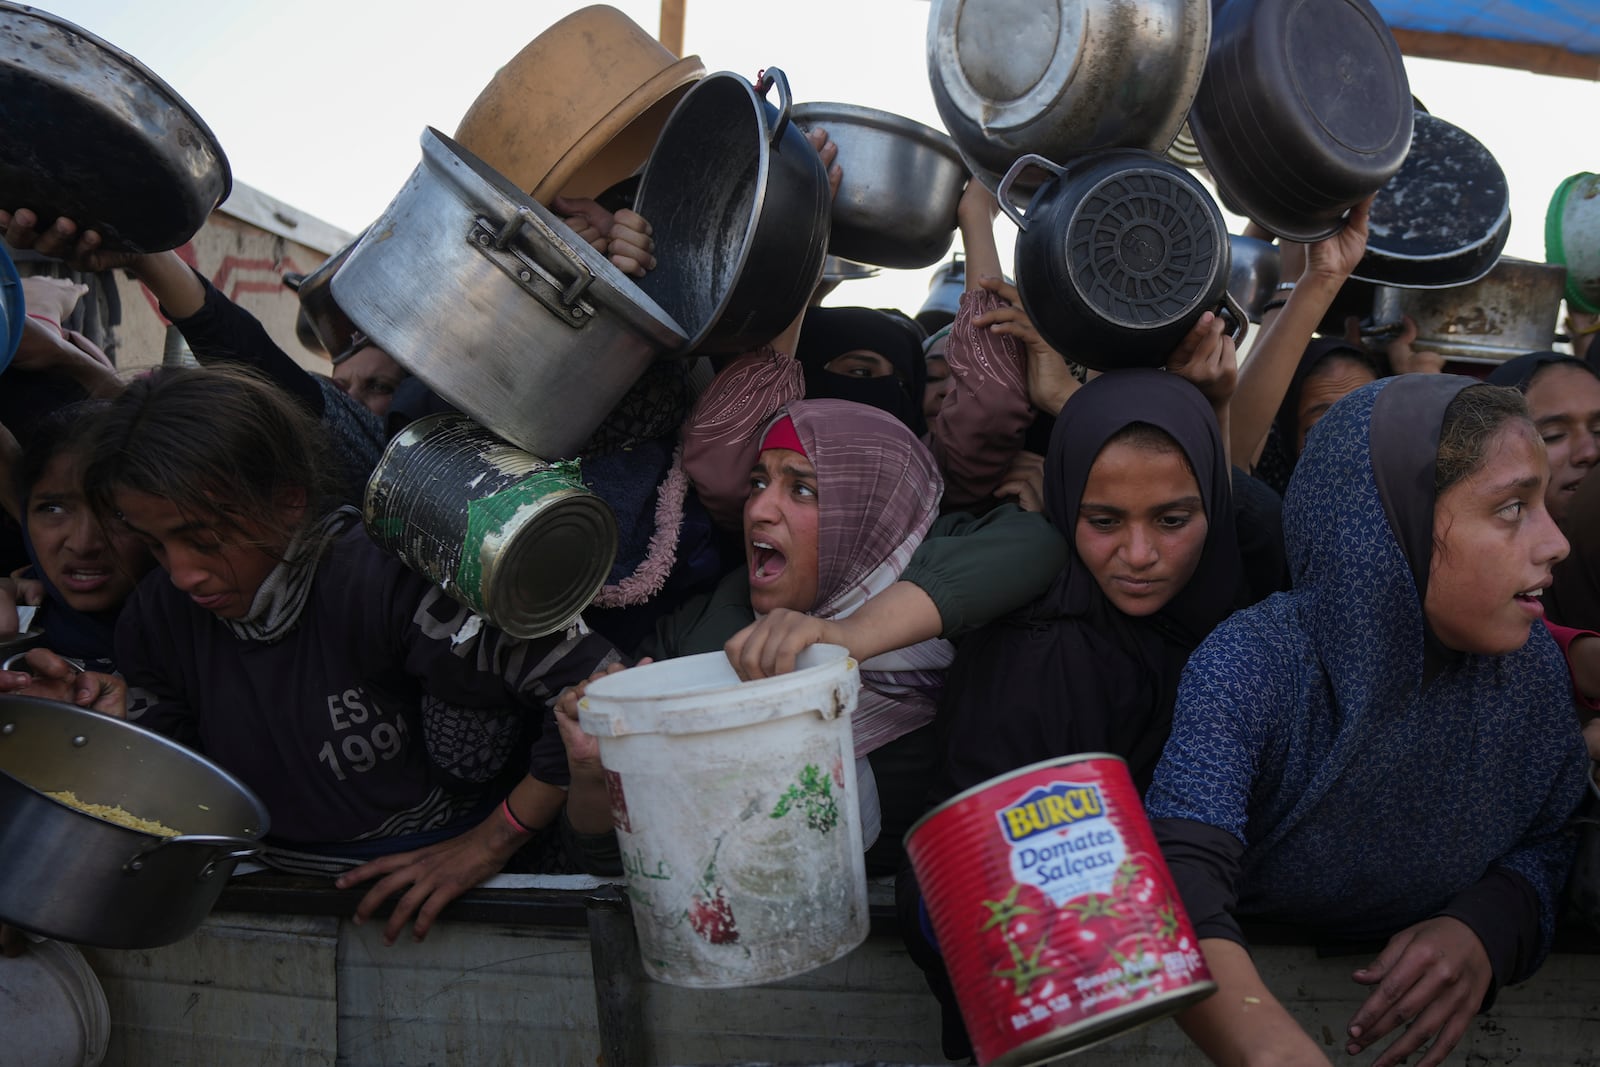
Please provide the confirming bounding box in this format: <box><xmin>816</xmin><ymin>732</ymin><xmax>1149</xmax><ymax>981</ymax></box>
<box><xmin>938</xmin><ymin>368</ymin><xmax>1243</xmax><ymax>796</ymax></box>
<box><xmin>1252</xmin><ymin>338</ymin><xmax>1382</xmax><ymax>497</ymax></box>
<box><xmin>897</xmin><ymin>369</ymin><xmax>1242</xmax><ymax>1061</ymax></box>
<box><xmin>794</xmin><ymin>306</ymin><xmax>928</xmax><ymax>436</ymax></box>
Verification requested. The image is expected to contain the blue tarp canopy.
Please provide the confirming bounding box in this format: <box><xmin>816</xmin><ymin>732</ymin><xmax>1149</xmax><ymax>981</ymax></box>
<box><xmin>1373</xmin><ymin>1</ymin><xmax>1600</xmax><ymax>79</ymax></box>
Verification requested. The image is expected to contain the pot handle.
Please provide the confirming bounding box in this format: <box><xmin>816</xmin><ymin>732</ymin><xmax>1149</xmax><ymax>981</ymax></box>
<box><xmin>469</xmin><ymin>208</ymin><xmax>598</xmax><ymax>327</ymax></box>
<box><xmin>756</xmin><ymin>67</ymin><xmax>793</xmax><ymax>147</ymax></box>
<box><xmin>1217</xmin><ymin>291</ymin><xmax>1250</xmax><ymax>349</ymax></box>
<box><xmin>996</xmin><ymin>155</ymin><xmax>1065</xmax><ymax>231</ymax></box>
<box><xmin>124</xmin><ymin>833</ymin><xmax>262</xmax><ymax>880</ymax></box>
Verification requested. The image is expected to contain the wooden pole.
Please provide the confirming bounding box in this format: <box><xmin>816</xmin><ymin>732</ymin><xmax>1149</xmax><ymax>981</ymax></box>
<box><xmin>659</xmin><ymin>0</ymin><xmax>685</xmax><ymax>57</ymax></box>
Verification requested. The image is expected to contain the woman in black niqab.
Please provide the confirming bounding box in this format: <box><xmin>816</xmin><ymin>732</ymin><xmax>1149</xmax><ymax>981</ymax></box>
<box><xmin>939</xmin><ymin>369</ymin><xmax>1242</xmax><ymax>795</ymax></box>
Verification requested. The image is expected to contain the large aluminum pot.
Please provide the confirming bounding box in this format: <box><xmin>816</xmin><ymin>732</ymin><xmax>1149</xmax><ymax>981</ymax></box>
<box><xmin>1000</xmin><ymin>151</ymin><xmax>1244</xmax><ymax>371</ymax></box>
<box><xmin>635</xmin><ymin>68</ymin><xmax>831</xmax><ymax>353</ymax></box>
<box><xmin>927</xmin><ymin>0</ymin><xmax>1209</xmax><ymax>206</ymax></box>
<box><xmin>332</xmin><ymin>128</ymin><xmax>689</xmax><ymax>459</ymax></box>
<box><xmin>1188</xmin><ymin>0</ymin><xmax>1412</xmax><ymax>241</ymax></box>
<box><xmin>1368</xmin><ymin>258</ymin><xmax>1567</xmax><ymax>364</ymax></box>
<box><xmin>0</xmin><ymin>696</ymin><xmax>268</xmax><ymax>949</ymax></box>
<box><xmin>0</xmin><ymin>2</ymin><xmax>231</xmax><ymax>252</ymax></box>
<box><xmin>791</xmin><ymin>102</ymin><xmax>966</xmax><ymax>270</ymax></box>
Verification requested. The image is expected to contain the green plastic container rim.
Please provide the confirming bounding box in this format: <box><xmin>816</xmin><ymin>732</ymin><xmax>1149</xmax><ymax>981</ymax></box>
<box><xmin>1546</xmin><ymin>171</ymin><xmax>1600</xmax><ymax>315</ymax></box>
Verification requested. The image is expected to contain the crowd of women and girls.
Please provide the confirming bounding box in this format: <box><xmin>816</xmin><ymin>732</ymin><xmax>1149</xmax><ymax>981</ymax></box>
<box><xmin>3</xmin><ymin>120</ymin><xmax>1600</xmax><ymax>1067</ymax></box>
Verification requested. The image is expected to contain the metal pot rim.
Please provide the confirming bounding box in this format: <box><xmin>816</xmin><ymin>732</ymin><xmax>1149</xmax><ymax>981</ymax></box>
<box><xmin>0</xmin><ymin>694</ymin><xmax>270</xmax><ymax>838</ymax></box>
<box><xmin>635</xmin><ymin>70</ymin><xmax>791</xmax><ymax>351</ymax></box>
<box><xmin>791</xmin><ymin>102</ymin><xmax>963</xmax><ymax>160</ymax></box>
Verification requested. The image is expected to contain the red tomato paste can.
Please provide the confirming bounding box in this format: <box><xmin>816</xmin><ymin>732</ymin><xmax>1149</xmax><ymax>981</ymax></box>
<box><xmin>906</xmin><ymin>754</ymin><xmax>1215</xmax><ymax>1064</ymax></box>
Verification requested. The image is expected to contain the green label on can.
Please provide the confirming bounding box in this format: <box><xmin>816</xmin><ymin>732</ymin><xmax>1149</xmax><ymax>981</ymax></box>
<box><xmin>455</xmin><ymin>460</ymin><xmax>584</xmax><ymax>612</ymax></box>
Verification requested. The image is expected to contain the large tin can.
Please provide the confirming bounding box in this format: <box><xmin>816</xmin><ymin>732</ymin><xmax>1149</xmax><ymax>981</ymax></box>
<box><xmin>364</xmin><ymin>414</ymin><xmax>617</xmax><ymax>639</ymax></box>
<box><xmin>906</xmin><ymin>754</ymin><xmax>1214</xmax><ymax>1065</ymax></box>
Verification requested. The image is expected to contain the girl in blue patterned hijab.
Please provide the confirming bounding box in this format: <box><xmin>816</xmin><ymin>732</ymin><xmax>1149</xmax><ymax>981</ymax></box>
<box><xmin>1147</xmin><ymin>374</ymin><xmax>1589</xmax><ymax>1067</ymax></box>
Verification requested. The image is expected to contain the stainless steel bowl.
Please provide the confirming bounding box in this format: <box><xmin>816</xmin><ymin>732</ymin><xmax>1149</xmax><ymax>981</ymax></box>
<box><xmin>927</xmin><ymin>0</ymin><xmax>1209</xmax><ymax>188</ymax></box>
<box><xmin>793</xmin><ymin>102</ymin><xmax>967</xmax><ymax>270</ymax></box>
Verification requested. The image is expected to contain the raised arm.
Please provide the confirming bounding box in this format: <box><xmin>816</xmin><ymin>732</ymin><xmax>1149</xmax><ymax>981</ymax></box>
<box><xmin>1229</xmin><ymin>198</ymin><xmax>1371</xmax><ymax>468</ymax></box>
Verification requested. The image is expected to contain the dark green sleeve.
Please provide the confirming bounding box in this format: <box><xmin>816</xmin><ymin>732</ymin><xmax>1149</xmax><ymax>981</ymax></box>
<box><xmin>900</xmin><ymin>504</ymin><xmax>1068</xmax><ymax>640</ymax></box>
<box><xmin>631</xmin><ymin>568</ymin><xmax>758</xmax><ymax>661</ymax></box>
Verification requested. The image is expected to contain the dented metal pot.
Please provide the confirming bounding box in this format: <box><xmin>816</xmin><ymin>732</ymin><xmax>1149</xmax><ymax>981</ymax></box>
<box><xmin>1368</xmin><ymin>258</ymin><xmax>1567</xmax><ymax>364</ymax></box>
<box><xmin>332</xmin><ymin>128</ymin><xmax>688</xmax><ymax>459</ymax></box>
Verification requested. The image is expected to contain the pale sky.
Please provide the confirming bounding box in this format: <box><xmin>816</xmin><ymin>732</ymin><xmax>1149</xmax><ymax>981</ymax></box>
<box><xmin>28</xmin><ymin>0</ymin><xmax>1600</xmax><ymax>318</ymax></box>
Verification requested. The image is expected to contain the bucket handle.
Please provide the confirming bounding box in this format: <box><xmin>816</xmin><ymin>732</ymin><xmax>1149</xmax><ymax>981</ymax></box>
<box><xmin>468</xmin><ymin>208</ymin><xmax>598</xmax><ymax>328</ymax></box>
<box><xmin>996</xmin><ymin>154</ymin><xmax>1064</xmax><ymax>232</ymax></box>
<box><xmin>124</xmin><ymin>834</ymin><xmax>261</xmax><ymax>880</ymax></box>
<box><xmin>756</xmin><ymin>67</ymin><xmax>793</xmax><ymax>147</ymax></box>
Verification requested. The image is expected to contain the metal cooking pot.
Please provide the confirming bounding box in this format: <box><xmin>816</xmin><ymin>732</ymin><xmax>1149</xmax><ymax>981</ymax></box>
<box><xmin>1228</xmin><ymin>235</ymin><xmax>1282</xmax><ymax>323</ymax></box>
<box><xmin>999</xmin><ymin>152</ymin><xmax>1245</xmax><ymax>372</ymax></box>
<box><xmin>0</xmin><ymin>2</ymin><xmax>231</xmax><ymax>252</ymax></box>
<box><xmin>332</xmin><ymin>128</ymin><xmax>688</xmax><ymax>460</ymax></box>
<box><xmin>1368</xmin><ymin>258</ymin><xmax>1567</xmax><ymax>365</ymax></box>
<box><xmin>791</xmin><ymin>102</ymin><xmax>966</xmax><ymax>270</ymax></box>
<box><xmin>290</xmin><ymin>231</ymin><xmax>366</xmax><ymax>364</ymax></box>
<box><xmin>635</xmin><ymin>68</ymin><xmax>831</xmax><ymax>353</ymax></box>
<box><xmin>0</xmin><ymin>695</ymin><xmax>267</xmax><ymax>949</ymax></box>
<box><xmin>927</xmin><ymin>0</ymin><xmax>1209</xmax><ymax>206</ymax></box>
<box><xmin>1351</xmin><ymin>112</ymin><xmax>1510</xmax><ymax>289</ymax></box>
<box><xmin>1188</xmin><ymin>0</ymin><xmax>1412</xmax><ymax>241</ymax></box>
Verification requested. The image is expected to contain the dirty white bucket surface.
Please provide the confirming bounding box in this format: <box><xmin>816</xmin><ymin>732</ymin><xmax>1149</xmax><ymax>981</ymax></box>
<box><xmin>580</xmin><ymin>644</ymin><xmax>869</xmax><ymax>988</ymax></box>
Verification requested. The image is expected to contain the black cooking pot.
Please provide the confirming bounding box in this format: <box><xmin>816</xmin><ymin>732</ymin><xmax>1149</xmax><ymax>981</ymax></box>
<box><xmin>0</xmin><ymin>3</ymin><xmax>231</xmax><ymax>252</ymax></box>
<box><xmin>1349</xmin><ymin>111</ymin><xmax>1511</xmax><ymax>289</ymax></box>
<box><xmin>1188</xmin><ymin>0</ymin><xmax>1412</xmax><ymax>241</ymax></box>
<box><xmin>635</xmin><ymin>68</ymin><xmax>831</xmax><ymax>353</ymax></box>
<box><xmin>998</xmin><ymin>152</ymin><xmax>1245</xmax><ymax>372</ymax></box>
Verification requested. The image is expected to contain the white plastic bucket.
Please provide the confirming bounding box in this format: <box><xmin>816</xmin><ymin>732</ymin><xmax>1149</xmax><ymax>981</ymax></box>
<box><xmin>579</xmin><ymin>644</ymin><xmax>868</xmax><ymax>987</ymax></box>
<box><xmin>0</xmin><ymin>939</ymin><xmax>109</xmax><ymax>1066</ymax></box>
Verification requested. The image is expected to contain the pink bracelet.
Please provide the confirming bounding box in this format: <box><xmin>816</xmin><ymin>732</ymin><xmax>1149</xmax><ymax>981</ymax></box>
<box><xmin>500</xmin><ymin>797</ymin><xmax>534</xmax><ymax>836</ymax></box>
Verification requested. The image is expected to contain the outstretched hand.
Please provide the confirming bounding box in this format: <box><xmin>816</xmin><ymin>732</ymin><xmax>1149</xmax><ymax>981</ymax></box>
<box><xmin>1383</xmin><ymin>314</ymin><xmax>1446</xmax><ymax>375</ymax></box>
<box><xmin>335</xmin><ymin>813</ymin><xmax>523</xmax><ymax>946</ymax></box>
<box><xmin>0</xmin><ymin>209</ymin><xmax>140</xmax><ymax>273</ymax></box>
<box><xmin>804</xmin><ymin>126</ymin><xmax>843</xmax><ymax>202</ymax></box>
<box><xmin>725</xmin><ymin>609</ymin><xmax>841</xmax><ymax>681</ymax></box>
<box><xmin>551</xmin><ymin>197</ymin><xmax>657</xmax><ymax>278</ymax></box>
<box><xmin>1165</xmin><ymin>311</ymin><xmax>1238</xmax><ymax>407</ymax></box>
<box><xmin>1303</xmin><ymin>194</ymin><xmax>1373</xmax><ymax>285</ymax></box>
<box><xmin>1345</xmin><ymin>916</ymin><xmax>1493</xmax><ymax>1067</ymax></box>
<box><xmin>0</xmin><ymin>647</ymin><xmax>125</xmax><ymax>716</ymax></box>
<box><xmin>975</xmin><ymin>277</ymin><xmax>1078</xmax><ymax>416</ymax></box>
